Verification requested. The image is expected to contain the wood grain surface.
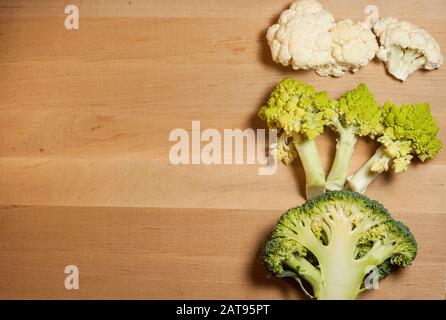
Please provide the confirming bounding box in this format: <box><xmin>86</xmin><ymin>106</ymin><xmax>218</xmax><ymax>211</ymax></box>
<box><xmin>0</xmin><ymin>0</ymin><xmax>445</xmax><ymax>299</ymax></box>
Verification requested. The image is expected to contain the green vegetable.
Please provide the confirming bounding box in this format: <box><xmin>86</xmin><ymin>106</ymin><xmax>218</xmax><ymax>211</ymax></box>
<box><xmin>262</xmin><ymin>191</ymin><xmax>417</xmax><ymax>300</ymax></box>
<box><xmin>258</xmin><ymin>78</ymin><xmax>336</xmax><ymax>199</ymax></box>
<box><xmin>324</xmin><ymin>84</ymin><xmax>383</xmax><ymax>191</ymax></box>
<box><xmin>347</xmin><ymin>101</ymin><xmax>442</xmax><ymax>193</ymax></box>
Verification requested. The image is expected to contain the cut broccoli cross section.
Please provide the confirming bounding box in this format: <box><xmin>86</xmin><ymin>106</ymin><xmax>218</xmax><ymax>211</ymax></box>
<box><xmin>262</xmin><ymin>191</ymin><xmax>417</xmax><ymax>300</ymax></box>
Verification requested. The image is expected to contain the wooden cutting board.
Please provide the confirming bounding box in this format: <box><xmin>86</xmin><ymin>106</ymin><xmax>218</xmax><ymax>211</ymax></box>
<box><xmin>0</xmin><ymin>0</ymin><xmax>444</xmax><ymax>299</ymax></box>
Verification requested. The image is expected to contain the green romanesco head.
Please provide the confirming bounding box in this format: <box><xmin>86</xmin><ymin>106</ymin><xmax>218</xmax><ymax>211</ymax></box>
<box><xmin>379</xmin><ymin>101</ymin><xmax>442</xmax><ymax>171</ymax></box>
<box><xmin>336</xmin><ymin>84</ymin><xmax>384</xmax><ymax>137</ymax></box>
<box><xmin>258</xmin><ymin>78</ymin><xmax>334</xmax><ymax>140</ymax></box>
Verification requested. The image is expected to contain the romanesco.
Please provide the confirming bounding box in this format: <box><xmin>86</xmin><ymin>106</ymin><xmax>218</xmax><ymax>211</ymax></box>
<box><xmin>259</xmin><ymin>78</ymin><xmax>336</xmax><ymax>199</ymax></box>
<box><xmin>347</xmin><ymin>102</ymin><xmax>442</xmax><ymax>193</ymax></box>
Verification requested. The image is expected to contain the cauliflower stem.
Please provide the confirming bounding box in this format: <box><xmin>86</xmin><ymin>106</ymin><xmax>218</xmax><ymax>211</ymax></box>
<box><xmin>386</xmin><ymin>46</ymin><xmax>427</xmax><ymax>81</ymax></box>
<box><xmin>374</xmin><ymin>16</ymin><xmax>443</xmax><ymax>81</ymax></box>
<box><xmin>293</xmin><ymin>134</ymin><xmax>326</xmax><ymax>199</ymax></box>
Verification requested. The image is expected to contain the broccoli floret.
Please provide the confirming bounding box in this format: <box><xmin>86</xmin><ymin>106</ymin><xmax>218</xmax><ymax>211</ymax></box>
<box><xmin>347</xmin><ymin>102</ymin><xmax>442</xmax><ymax>193</ymax></box>
<box><xmin>324</xmin><ymin>84</ymin><xmax>383</xmax><ymax>191</ymax></box>
<box><xmin>262</xmin><ymin>191</ymin><xmax>417</xmax><ymax>300</ymax></box>
<box><xmin>259</xmin><ymin>78</ymin><xmax>336</xmax><ymax>199</ymax></box>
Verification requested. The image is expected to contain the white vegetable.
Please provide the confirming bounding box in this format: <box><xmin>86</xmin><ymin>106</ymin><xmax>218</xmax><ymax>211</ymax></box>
<box><xmin>266</xmin><ymin>0</ymin><xmax>335</xmax><ymax>72</ymax></box>
<box><xmin>266</xmin><ymin>1</ymin><xmax>378</xmax><ymax>77</ymax></box>
<box><xmin>318</xmin><ymin>19</ymin><xmax>378</xmax><ymax>77</ymax></box>
<box><xmin>373</xmin><ymin>17</ymin><xmax>443</xmax><ymax>81</ymax></box>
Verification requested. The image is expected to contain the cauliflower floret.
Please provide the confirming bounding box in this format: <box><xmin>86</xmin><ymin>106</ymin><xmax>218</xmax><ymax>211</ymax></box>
<box><xmin>318</xmin><ymin>19</ymin><xmax>378</xmax><ymax>77</ymax></box>
<box><xmin>373</xmin><ymin>16</ymin><xmax>443</xmax><ymax>81</ymax></box>
<box><xmin>266</xmin><ymin>0</ymin><xmax>335</xmax><ymax>71</ymax></box>
<box><xmin>266</xmin><ymin>1</ymin><xmax>378</xmax><ymax>77</ymax></box>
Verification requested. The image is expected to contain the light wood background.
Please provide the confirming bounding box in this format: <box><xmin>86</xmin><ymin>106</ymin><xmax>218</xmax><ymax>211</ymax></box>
<box><xmin>0</xmin><ymin>0</ymin><xmax>445</xmax><ymax>299</ymax></box>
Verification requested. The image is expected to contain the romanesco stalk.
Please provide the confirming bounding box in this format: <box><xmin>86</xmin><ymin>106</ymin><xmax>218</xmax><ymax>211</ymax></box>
<box><xmin>347</xmin><ymin>101</ymin><xmax>442</xmax><ymax>193</ymax></box>
<box><xmin>324</xmin><ymin>84</ymin><xmax>383</xmax><ymax>191</ymax></box>
<box><xmin>347</xmin><ymin>146</ymin><xmax>391</xmax><ymax>194</ymax></box>
<box><xmin>326</xmin><ymin>125</ymin><xmax>357</xmax><ymax>191</ymax></box>
<box><xmin>259</xmin><ymin>78</ymin><xmax>334</xmax><ymax>199</ymax></box>
<box><xmin>293</xmin><ymin>134</ymin><xmax>326</xmax><ymax>199</ymax></box>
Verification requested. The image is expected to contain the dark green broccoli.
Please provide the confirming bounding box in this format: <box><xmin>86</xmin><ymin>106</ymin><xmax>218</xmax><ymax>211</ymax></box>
<box><xmin>262</xmin><ymin>191</ymin><xmax>417</xmax><ymax>300</ymax></box>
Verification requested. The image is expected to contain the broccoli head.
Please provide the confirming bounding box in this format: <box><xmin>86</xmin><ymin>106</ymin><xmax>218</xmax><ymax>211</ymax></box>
<box><xmin>348</xmin><ymin>101</ymin><xmax>442</xmax><ymax>193</ymax></box>
<box><xmin>259</xmin><ymin>78</ymin><xmax>336</xmax><ymax>199</ymax></box>
<box><xmin>262</xmin><ymin>191</ymin><xmax>417</xmax><ymax>300</ymax></box>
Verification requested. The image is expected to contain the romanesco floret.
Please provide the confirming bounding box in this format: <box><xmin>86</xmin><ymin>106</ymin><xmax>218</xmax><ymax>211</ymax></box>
<box><xmin>324</xmin><ymin>84</ymin><xmax>383</xmax><ymax>191</ymax></box>
<box><xmin>348</xmin><ymin>102</ymin><xmax>442</xmax><ymax>193</ymax></box>
<box><xmin>258</xmin><ymin>78</ymin><xmax>336</xmax><ymax>199</ymax></box>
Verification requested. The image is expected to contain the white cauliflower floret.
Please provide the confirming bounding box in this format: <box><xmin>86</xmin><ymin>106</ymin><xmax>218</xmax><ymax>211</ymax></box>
<box><xmin>318</xmin><ymin>19</ymin><xmax>378</xmax><ymax>77</ymax></box>
<box><xmin>373</xmin><ymin>16</ymin><xmax>443</xmax><ymax>81</ymax></box>
<box><xmin>266</xmin><ymin>0</ymin><xmax>335</xmax><ymax>71</ymax></box>
<box><xmin>266</xmin><ymin>1</ymin><xmax>378</xmax><ymax>77</ymax></box>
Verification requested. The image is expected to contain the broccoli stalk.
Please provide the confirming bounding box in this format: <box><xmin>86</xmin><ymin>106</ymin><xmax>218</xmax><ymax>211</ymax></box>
<box><xmin>284</xmin><ymin>255</ymin><xmax>321</xmax><ymax>298</ymax></box>
<box><xmin>262</xmin><ymin>191</ymin><xmax>417</xmax><ymax>300</ymax></box>
<box><xmin>385</xmin><ymin>46</ymin><xmax>427</xmax><ymax>82</ymax></box>
<box><xmin>347</xmin><ymin>102</ymin><xmax>442</xmax><ymax>194</ymax></box>
<box><xmin>259</xmin><ymin>78</ymin><xmax>335</xmax><ymax>199</ymax></box>
<box><xmin>281</xmin><ymin>208</ymin><xmax>398</xmax><ymax>300</ymax></box>
<box><xmin>324</xmin><ymin>84</ymin><xmax>383</xmax><ymax>191</ymax></box>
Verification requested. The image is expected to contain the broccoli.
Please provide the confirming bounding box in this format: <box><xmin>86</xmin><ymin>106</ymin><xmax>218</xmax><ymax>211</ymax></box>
<box><xmin>262</xmin><ymin>191</ymin><xmax>417</xmax><ymax>300</ymax></box>
<box><xmin>347</xmin><ymin>102</ymin><xmax>442</xmax><ymax>193</ymax></box>
<box><xmin>324</xmin><ymin>84</ymin><xmax>383</xmax><ymax>191</ymax></box>
<box><xmin>258</xmin><ymin>78</ymin><xmax>336</xmax><ymax>199</ymax></box>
